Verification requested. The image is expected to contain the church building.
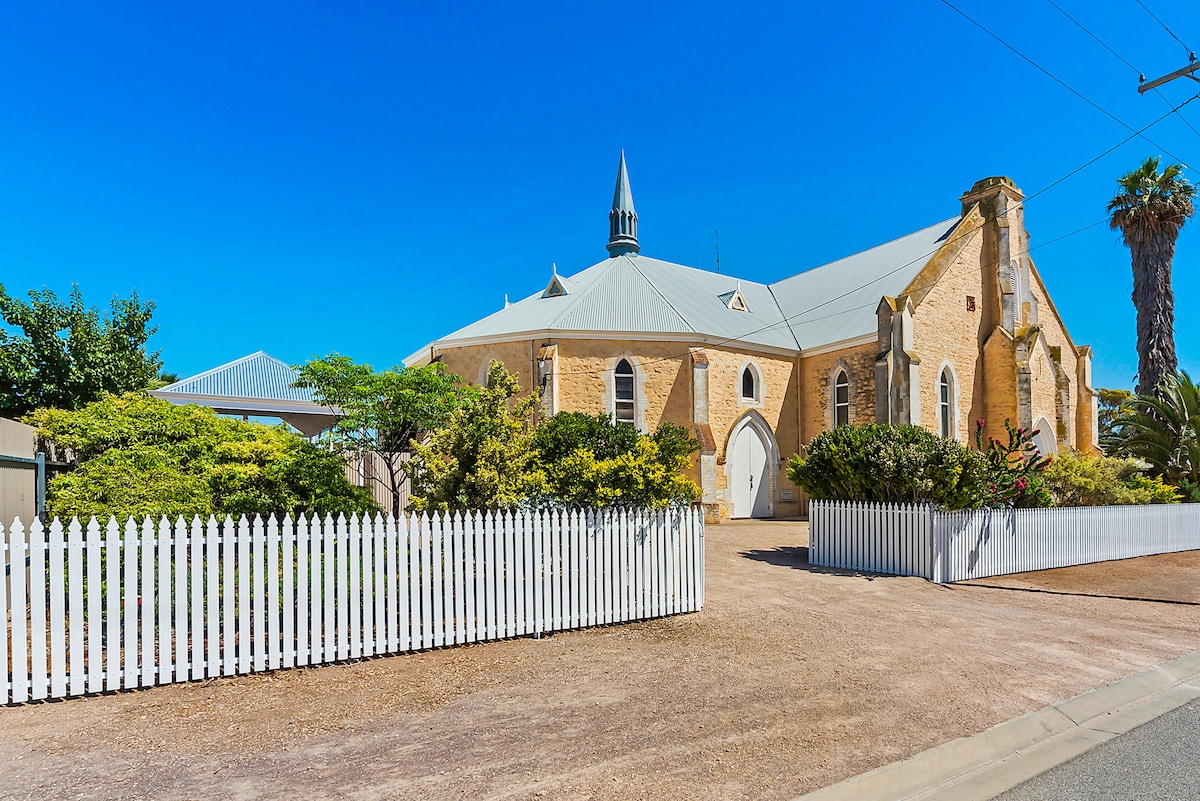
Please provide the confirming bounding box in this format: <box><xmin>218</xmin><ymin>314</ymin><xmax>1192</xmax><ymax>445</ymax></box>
<box><xmin>407</xmin><ymin>154</ymin><xmax>1098</xmax><ymax>520</ymax></box>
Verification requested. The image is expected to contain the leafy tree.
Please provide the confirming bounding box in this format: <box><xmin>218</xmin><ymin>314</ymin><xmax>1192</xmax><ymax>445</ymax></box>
<box><xmin>1111</xmin><ymin>371</ymin><xmax>1200</xmax><ymax>499</ymax></box>
<box><xmin>0</xmin><ymin>284</ymin><xmax>162</xmax><ymax>416</ymax></box>
<box><xmin>406</xmin><ymin>368</ymin><xmax>701</xmax><ymax>512</ymax></box>
<box><xmin>1097</xmin><ymin>387</ymin><xmax>1133</xmax><ymax>454</ymax></box>
<box><xmin>525</xmin><ymin>412</ymin><xmax>700</xmax><ymax>508</ymax></box>
<box><xmin>406</xmin><ymin>362</ymin><xmax>539</xmax><ymax>513</ymax></box>
<box><xmin>1107</xmin><ymin>157</ymin><xmax>1196</xmax><ymax>397</ymax></box>
<box><xmin>1043</xmin><ymin>451</ymin><xmax>1178</xmax><ymax>506</ymax></box>
<box><xmin>294</xmin><ymin>354</ymin><xmax>464</xmax><ymax>518</ymax></box>
<box><xmin>29</xmin><ymin>393</ymin><xmax>375</xmax><ymax>520</ymax></box>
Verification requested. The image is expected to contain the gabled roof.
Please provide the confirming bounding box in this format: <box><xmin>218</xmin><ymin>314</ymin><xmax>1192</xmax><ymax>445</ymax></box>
<box><xmin>434</xmin><ymin>255</ymin><xmax>801</xmax><ymax>352</ymax></box>
<box><xmin>426</xmin><ymin>215</ymin><xmax>966</xmax><ymax>356</ymax></box>
<box><xmin>149</xmin><ymin>351</ymin><xmax>337</xmax><ymax>437</ymax></box>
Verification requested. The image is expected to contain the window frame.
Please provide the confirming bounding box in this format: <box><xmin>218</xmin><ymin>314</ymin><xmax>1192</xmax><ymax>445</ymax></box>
<box><xmin>833</xmin><ymin>370</ymin><xmax>850</xmax><ymax>427</ymax></box>
<box><xmin>613</xmin><ymin>358</ymin><xmax>636</xmax><ymax>426</ymax></box>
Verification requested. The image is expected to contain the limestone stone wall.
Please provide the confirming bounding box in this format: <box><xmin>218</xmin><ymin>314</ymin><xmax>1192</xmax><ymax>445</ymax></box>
<box><xmin>703</xmin><ymin>346</ymin><xmax>801</xmax><ymax>517</ymax></box>
<box><xmin>911</xmin><ymin>233</ymin><xmax>987</xmax><ymax>442</ymax></box>
<box><xmin>799</xmin><ymin>342</ymin><xmax>877</xmax><ymax>438</ymax></box>
<box><xmin>553</xmin><ymin>339</ymin><xmax>693</xmax><ymax>431</ymax></box>
<box><xmin>436</xmin><ymin>340</ymin><xmax>536</xmax><ymax>393</ymax></box>
<box><xmin>1027</xmin><ymin>337</ymin><xmax>1061</xmax><ymax>444</ymax></box>
<box><xmin>1028</xmin><ymin>266</ymin><xmax>1087</xmax><ymax>449</ymax></box>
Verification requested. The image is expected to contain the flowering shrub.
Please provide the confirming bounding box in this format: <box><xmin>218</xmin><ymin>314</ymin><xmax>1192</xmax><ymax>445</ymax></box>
<box><xmin>973</xmin><ymin>419</ymin><xmax>1053</xmax><ymax>508</ymax></box>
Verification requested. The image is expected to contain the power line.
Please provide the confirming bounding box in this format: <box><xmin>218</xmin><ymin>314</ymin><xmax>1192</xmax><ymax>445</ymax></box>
<box><xmin>1133</xmin><ymin>0</ymin><xmax>1195</xmax><ymax>58</ymax></box>
<box><xmin>939</xmin><ymin>0</ymin><xmax>1189</xmax><ymax>165</ymax></box>
<box><xmin>1041</xmin><ymin>0</ymin><xmax>1200</xmax><ymax>137</ymax></box>
<box><xmin>545</xmin><ymin>91</ymin><xmax>1199</xmax><ymax>380</ymax></box>
<box><xmin>1045</xmin><ymin>0</ymin><xmax>1142</xmax><ymax>77</ymax></box>
<box><xmin>1043</xmin><ymin>0</ymin><xmax>1200</xmax><ymax>141</ymax></box>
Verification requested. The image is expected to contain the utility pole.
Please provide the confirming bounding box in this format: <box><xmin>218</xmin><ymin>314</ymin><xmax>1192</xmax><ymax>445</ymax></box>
<box><xmin>1139</xmin><ymin>53</ymin><xmax>1200</xmax><ymax>93</ymax></box>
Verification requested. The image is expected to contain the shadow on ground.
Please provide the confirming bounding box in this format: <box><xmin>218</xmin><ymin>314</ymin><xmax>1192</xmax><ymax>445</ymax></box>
<box><xmin>738</xmin><ymin>546</ymin><xmax>882</xmax><ymax>580</ymax></box>
<box><xmin>957</xmin><ymin>582</ymin><xmax>1200</xmax><ymax>607</ymax></box>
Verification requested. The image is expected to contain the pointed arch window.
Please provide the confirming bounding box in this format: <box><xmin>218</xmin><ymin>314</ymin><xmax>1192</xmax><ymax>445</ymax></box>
<box><xmin>614</xmin><ymin>359</ymin><xmax>636</xmax><ymax>426</ymax></box>
<box><xmin>834</xmin><ymin>370</ymin><xmax>850</xmax><ymax>427</ymax></box>
<box><xmin>741</xmin><ymin>367</ymin><xmax>757</xmax><ymax>402</ymax></box>
<box><xmin>939</xmin><ymin>367</ymin><xmax>954</xmax><ymax>439</ymax></box>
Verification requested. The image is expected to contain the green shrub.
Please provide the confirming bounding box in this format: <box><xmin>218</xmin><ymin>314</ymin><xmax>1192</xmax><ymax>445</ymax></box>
<box><xmin>1043</xmin><ymin>451</ymin><xmax>1180</xmax><ymax>505</ymax></box>
<box><xmin>787</xmin><ymin>420</ymin><xmax>1055</xmax><ymax>510</ymax></box>
<box><xmin>974</xmin><ymin>419</ymin><xmax>1054</xmax><ymax>508</ymax></box>
<box><xmin>786</xmin><ymin>424</ymin><xmax>990</xmax><ymax>508</ymax></box>
<box><xmin>30</xmin><ymin>393</ymin><xmax>376</xmax><ymax>520</ymax></box>
<box><xmin>406</xmin><ymin>366</ymin><xmax>701</xmax><ymax>512</ymax></box>
<box><xmin>526</xmin><ymin>413</ymin><xmax>700</xmax><ymax>508</ymax></box>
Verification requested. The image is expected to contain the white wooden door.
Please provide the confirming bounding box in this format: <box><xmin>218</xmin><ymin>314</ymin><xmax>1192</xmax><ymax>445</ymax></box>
<box><xmin>730</xmin><ymin>425</ymin><xmax>770</xmax><ymax>518</ymax></box>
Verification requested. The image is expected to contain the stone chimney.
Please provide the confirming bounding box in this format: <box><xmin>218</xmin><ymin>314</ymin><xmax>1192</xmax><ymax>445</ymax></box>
<box><xmin>959</xmin><ymin>177</ymin><xmax>1037</xmax><ymax>334</ymax></box>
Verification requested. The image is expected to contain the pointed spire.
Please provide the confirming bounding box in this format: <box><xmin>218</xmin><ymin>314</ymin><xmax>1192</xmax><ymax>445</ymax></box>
<box><xmin>607</xmin><ymin>150</ymin><xmax>640</xmax><ymax>257</ymax></box>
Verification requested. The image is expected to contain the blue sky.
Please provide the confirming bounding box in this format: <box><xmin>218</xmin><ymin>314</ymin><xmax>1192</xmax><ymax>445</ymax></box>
<box><xmin>2</xmin><ymin>0</ymin><xmax>1198</xmax><ymax>391</ymax></box>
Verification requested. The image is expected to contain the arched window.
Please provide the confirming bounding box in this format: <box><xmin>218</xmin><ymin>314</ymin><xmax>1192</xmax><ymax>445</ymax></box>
<box><xmin>939</xmin><ymin>367</ymin><xmax>954</xmax><ymax>438</ymax></box>
<box><xmin>741</xmin><ymin>366</ymin><xmax>757</xmax><ymax>401</ymax></box>
<box><xmin>614</xmin><ymin>359</ymin><xmax>635</xmax><ymax>426</ymax></box>
<box><xmin>833</xmin><ymin>370</ymin><xmax>850</xmax><ymax>427</ymax></box>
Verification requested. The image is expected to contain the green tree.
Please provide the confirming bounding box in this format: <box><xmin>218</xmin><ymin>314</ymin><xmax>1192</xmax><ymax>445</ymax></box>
<box><xmin>526</xmin><ymin>412</ymin><xmax>700</xmax><ymax>508</ymax></box>
<box><xmin>1107</xmin><ymin>157</ymin><xmax>1196</xmax><ymax>397</ymax></box>
<box><xmin>0</xmin><ymin>284</ymin><xmax>161</xmax><ymax>416</ymax></box>
<box><xmin>406</xmin><ymin>361</ymin><xmax>538</xmax><ymax>513</ymax></box>
<box><xmin>1112</xmin><ymin>371</ymin><xmax>1200</xmax><ymax>498</ymax></box>
<box><xmin>29</xmin><ymin>393</ymin><xmax>375</xmax><ymax>520</ymax></box>
<box><xmin>294</xmin><ymin>354</ymin><xmax>464</xmax><ymax>518</ymax></box>
<box><xmin>1097</xmin><ymin>387</ymin><xmax>1133</xmax><ymax>454</ymax></box>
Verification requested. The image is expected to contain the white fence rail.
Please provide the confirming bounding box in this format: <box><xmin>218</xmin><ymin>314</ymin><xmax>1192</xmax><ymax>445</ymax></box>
<box><xmin>1</xmin><ymin>507</ymin><xmax>704</xmax><ymax>704</ymax></box>
<box><xmin>810</xmin><ymin>500</ymin><xmax>1200</xmax><ymax>583</ymax></box>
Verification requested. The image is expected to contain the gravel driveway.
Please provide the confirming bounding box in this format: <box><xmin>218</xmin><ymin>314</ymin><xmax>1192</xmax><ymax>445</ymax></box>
<box><xmin>2</xmin><ymin>520</ymin><xmax>1198</xmax><ymax>800</ymax></box>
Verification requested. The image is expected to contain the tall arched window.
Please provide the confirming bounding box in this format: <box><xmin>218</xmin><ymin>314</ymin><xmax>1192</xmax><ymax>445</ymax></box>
<box><xmin>614</xmin><ymin>359</ymin><xmax>635</xmax><ymax>426</ymax></box>
<box><xmin>834</xmin><ymin>370</ymin><xmax>850</xmax><ymax>427</ymax></box>
<box><xmin>741</xmin><ymin>366</ymin><xmax>757</xmax><ymax>401</ymax></box>
<box><xmin>939</xmin><ymin>367</ymin><xmax>954</xmax><ymax>439</ymax></box>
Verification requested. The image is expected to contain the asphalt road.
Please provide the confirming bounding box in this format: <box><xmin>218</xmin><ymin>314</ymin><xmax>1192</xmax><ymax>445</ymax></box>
<box><xmin>993</xmin><ymin>697</ymin><xmax>1200</xmax><ymax>801</ymax></box>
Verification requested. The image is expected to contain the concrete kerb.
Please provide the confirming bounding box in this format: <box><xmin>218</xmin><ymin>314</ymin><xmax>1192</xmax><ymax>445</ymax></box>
<box><xmin>792</xmin><ymin>648</ymin><xmax>1200</xmax><ymax>801</ymax></box>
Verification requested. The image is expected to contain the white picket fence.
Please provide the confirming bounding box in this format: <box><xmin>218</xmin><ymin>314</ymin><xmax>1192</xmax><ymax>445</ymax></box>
<box><xmin>809</xmin><ymin>500</ymin><xmax>1200</xmax><ymax>583</ymax></box>
<box><xmin>1</xmin><ymin>506</ymin><xmax>704</xmax><ymax>704</ymax></box>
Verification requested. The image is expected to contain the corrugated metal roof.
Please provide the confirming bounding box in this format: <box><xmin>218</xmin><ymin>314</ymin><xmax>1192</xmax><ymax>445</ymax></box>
<box><xmin>431</xmin><ymin>215</ymin><xmax>966</xmax><ymax>354</ymax></box>
<box><xmin>155</xmin><ymin>351</ymin><xmax>316</xmax><ymax>402</ymax></box>
<box><xmin>770</xmin><ymin>217</ymin><xmax>962</xmax><ymax>349</ymax></box>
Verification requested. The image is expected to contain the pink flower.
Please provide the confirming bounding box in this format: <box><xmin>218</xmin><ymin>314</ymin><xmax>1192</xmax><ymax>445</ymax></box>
<box><xmin>976</xmin><ymin>419</ymin><xmax>985</xmax><ymax>428</ymax></box>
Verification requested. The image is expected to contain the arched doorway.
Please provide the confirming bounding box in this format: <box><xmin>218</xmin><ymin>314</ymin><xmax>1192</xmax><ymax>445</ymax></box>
<box><xmin>727</xmin><ymin>414</ymin><xmax>777</xmax><ymax>519</ymax></box>
<box><xmin>1033</xmin><ymin>416</ymin><xmax>1058</xmax><ymax>457</ymax></box>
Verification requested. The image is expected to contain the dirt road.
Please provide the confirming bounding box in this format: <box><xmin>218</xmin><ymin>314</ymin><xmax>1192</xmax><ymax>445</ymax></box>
<box><xmin>2</xmin><ymin>520</ymin><xmax>1198</xmax><ymax>800</ymax></box>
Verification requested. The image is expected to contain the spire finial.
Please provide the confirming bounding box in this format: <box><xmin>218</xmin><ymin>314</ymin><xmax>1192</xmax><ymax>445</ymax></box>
<box><xmin>607</xmin><ymin>151</ymin><xmax>640</xmax><ymax>257</ymax></box>
<box><xmin>504</xmin><ymin>294</ymin><xmax>510</xmax><ymax>309</ymax></box>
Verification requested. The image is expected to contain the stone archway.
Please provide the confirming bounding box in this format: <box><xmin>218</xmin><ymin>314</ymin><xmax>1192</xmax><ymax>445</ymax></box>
<box><xmin>724</xmin><ymin>411</ymin><xmax>780</xmax><ymax>519</ymax></box>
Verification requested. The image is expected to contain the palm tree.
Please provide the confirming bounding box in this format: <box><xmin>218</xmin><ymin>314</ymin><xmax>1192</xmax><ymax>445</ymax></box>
<box><xmin>1114</xmin><ymin>371</ymin><xmax>1200</xmax><ymax>490</ymax></box>
<box><xmin>1108</xmin><ymin>156</ymin><xmax>1195</xmax><ymax>397</ymax></box>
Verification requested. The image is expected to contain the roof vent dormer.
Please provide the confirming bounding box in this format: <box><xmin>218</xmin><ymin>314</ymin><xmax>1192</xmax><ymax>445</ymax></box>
<box><xmin>543</xmin><ymin>263</ymin><xmax>570</xmax><ymax>298</ymax></box>
<box><xmin>719</xmin><ymin>281</ymin><xmax>750</xmax><ymax>312</ymax></box>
